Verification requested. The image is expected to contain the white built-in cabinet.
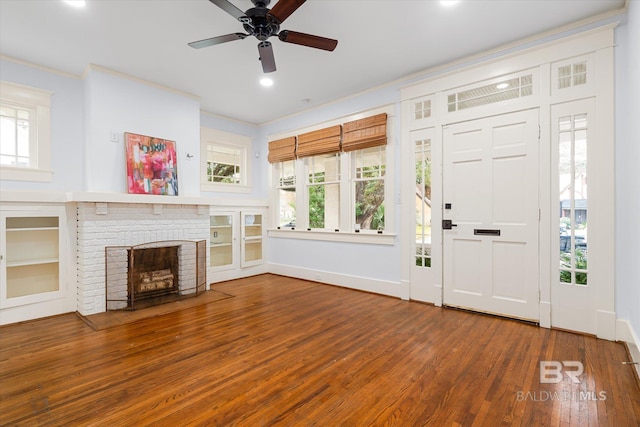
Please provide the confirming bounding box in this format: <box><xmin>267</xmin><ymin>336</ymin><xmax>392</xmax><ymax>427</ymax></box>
<box><xmin>0</xmin><ymin>205</ymin><xmax>71</xmax><ymax>324</ymax></box>
<box><xmin>209</xmin><ymin>208</ymin><xmax>266</xmax><ymax>283</ymax></box>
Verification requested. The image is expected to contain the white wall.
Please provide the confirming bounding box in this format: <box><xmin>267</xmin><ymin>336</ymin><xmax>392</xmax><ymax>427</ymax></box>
<box><xmin>615</xmin><ymin>1</ymin><xmax>640</xmax><ymax>341</ymax></box>
<box><xmin>83</xmin><ymin>67</ymin><xmax>201</xmax><ymax>195</ymax></box>
<box><xmin>0</xmin><ymin>59</ymin><xmax>84</xmax><ymax>191</ymax></box>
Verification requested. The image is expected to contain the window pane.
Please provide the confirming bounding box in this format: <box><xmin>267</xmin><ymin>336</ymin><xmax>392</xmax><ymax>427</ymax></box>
<box><xmin>309</xmin><ymin>183</ymin><xmax>339</xmax><ymax>229</ymax></box>
<box><xmin>415</xmin><ymin>138</ymin><xmax>432</xmax><ymax>267</ymax></box>
<box><xmin>277</xmin><ymin>160</ymin><xmax>297</xmax><ymax>228</ymax></box>
<box><xmin>278</xmin><ymin>188</ymin><xmax>296</xmax><ymax>228</ymax></box>
<box><xmin>355</xmin><ymin>180</ymin><xmax>384</xmax><ymax>231</ymax></box>
<box><xmin>355</xmin><ymin>147</ymin><xmax>385</xmax><ymax>179</ymax></box>
<box><xmin>206</xmin><ymin>144</ymin><xmax>242</xmax><ymax>184</ymax></box>
<box><xmin>0</xmin><ymin>116</ymin><xmax>17</xmax><ymax>156</ymax></box>
<box><xmin>306</xmin><ymin>154</ymin><xmax>340</xmax><ymax>230</ymax></box>
<box><xmin>17</xmin><ymin>119</ymin><xmax>30</xmax><ymax>157</ymax></box>
<box><xmin>279</xmin><ymin>160</ymin><xmax>296</xmax><ymax>186</ymax></box>
<box><xmin>354</xmin><ymin>147</ymin><xmax>385</xmax><ymax>231</ymax></box>
<box><xmin>307</xmin><ymin>153</ymin><xmax>339</xmax><ymax>183</ymax></box>
<box><xmin>558</xmin><ymin>113</ymin><xmax>588</xmax><ymax>286</ymax></box>
<box><xmin>17</xmin><ymin>109</ymin><xmax>30</xmax><ymax>120</ymax></box>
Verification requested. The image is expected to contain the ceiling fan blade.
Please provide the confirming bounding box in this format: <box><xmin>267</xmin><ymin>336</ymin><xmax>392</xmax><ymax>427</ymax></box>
<box><xmin>268</xmin><ymin>0</ymin><xmax>306</xmax><ymax>24</ymax></box>
<box><xmin>278</xmin><ymin>30</ymin><xmax>338</xmax><ymax>51</ymax></box>
<box><xmin>209</xmin><ymin>0</ymin><xmax>246</xmax><ymax>21</ymax></box>
<box><xmin>188</xmin><ymin>33</ymin><xmax>247</xmax><ymax>49</ymax></box>
<box><xmin>258</xmin><ymin>41</ymin><xmax>276</xmax><ymax>73</ymax></box>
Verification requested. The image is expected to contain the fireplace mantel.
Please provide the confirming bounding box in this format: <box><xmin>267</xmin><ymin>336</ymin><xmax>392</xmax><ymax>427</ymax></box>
<box><xmin>1</xmin><ymin>190</ymin><xmax>268</xmax><ymax>208</ymax></box>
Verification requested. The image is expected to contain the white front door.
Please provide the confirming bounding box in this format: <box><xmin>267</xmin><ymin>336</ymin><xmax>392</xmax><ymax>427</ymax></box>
<box><xmin>443</xmin><ymin>109</ymin><xmax>540</xmax><ymax>321</ymax></box>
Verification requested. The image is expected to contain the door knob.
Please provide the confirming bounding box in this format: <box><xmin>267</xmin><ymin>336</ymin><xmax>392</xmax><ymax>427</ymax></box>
<box><xmin>442</xmin><ymin>219</ymin><xmax>458</xmax><ymax>230</ymax></box>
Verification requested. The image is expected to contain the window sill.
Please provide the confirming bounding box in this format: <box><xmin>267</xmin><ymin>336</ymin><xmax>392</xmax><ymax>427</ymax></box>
<box><xmin>267</xmin><ymin>228</ymin><xmax>396</xmax><ymax>245</ymax></box>
<box><xmin>0</xmin><ymin>166</ymin><xmax>53</xmax><ymax>182</ymax></box>
<box><xmin>200</xmin><ymin>182</ymin><xmax>252</xmax><ymax>193</ymax></box>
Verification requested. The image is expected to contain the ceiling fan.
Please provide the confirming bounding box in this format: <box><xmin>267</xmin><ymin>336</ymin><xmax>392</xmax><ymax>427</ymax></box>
<box><xmin>188</xmin><ymin>0</ymin><xmax>338</xmax><ymax>73</ymax></box>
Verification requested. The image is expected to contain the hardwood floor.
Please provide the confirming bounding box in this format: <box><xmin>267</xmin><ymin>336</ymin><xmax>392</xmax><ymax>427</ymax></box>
<box><xmin>1</xmin><ymin>274</ymin><xmax>639</xmax><ymax>426</ymax></box>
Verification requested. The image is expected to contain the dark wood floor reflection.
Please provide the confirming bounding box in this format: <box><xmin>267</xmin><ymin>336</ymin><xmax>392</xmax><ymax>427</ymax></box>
<box><xmin>1</xmin><ymin>274</ymin><xmax>639</xmax><ymax>426</ymax></box>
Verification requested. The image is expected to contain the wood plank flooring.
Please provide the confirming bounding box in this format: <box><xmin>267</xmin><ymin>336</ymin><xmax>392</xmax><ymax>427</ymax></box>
<box><xmin>1</xmin><ymin>274</ymin><xmax>639</xmax><ymax>426</ymax></box>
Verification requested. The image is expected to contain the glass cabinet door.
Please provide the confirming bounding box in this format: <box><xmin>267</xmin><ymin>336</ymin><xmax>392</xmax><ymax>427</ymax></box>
<box><xmin>241</xmin><ymin>212</ymin><xmax>263</xmax><ymax>266</ymax></box>
<box><xmin>210</xmin><ymin>214</ymin><xmax>234</xmax><ymax>269</ymax></box>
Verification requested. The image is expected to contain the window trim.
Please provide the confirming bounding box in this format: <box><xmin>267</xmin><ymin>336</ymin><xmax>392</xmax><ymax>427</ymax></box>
<box><xmin>200</xmin><ymin>127</ymin><xmax>252</xmax><ymax>193</ymax></box>
<box><xmin>0</xmin><ymin>81</ymin><xmax>53</xmax><ymax>182</ymax></box>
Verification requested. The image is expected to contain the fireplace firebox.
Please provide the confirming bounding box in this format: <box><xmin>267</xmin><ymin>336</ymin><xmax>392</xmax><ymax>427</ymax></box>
<box><xmin>129</xmin><ymin>245</ymin><xmax>179</xmax><ymax>305</ymax></box>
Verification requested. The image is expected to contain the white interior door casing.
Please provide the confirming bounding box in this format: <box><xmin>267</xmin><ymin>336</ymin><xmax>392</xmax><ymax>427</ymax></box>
<box><xmin>443</xmin><ymin>109</ymin><xmax>540</xmax><ymax>321</ymax></box>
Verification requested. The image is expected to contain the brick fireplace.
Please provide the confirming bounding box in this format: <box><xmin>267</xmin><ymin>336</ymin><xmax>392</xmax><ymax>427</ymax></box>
<box><xmin>76</xmin><ymin>201</ymin><xmax>210</xmax><ymax>316</ymax></box>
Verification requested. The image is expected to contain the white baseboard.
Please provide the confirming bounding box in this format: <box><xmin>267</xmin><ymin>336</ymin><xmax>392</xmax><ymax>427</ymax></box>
<box><xmin>209</xmin><ymin>264</ymin><xmax>269</xmax><ymax>285</ymax></box>
<box><xmin>0</xmin><ymin>297</ymin><xmax>76</xmax><ymax>325</ymax></box>
<box><xmin>267</xmin><ymin>263</ymin><xmax>407</xmax><ymax>299</ymax></box>
<box><xmin>596</xmin><ymin>309</ymin><xmax>617</xmax><ymax>340</ymax></box>
<box><xmin>616</xmin><ymin>318</ymin><xmax>640</xmax><ymax>380</ymax></box>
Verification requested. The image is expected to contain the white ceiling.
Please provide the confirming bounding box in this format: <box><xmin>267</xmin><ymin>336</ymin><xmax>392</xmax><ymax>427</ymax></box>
<box><xmin>0</xmin><ymin>0</ymin><xmax>626</xmax><ymax>125</ymax></box>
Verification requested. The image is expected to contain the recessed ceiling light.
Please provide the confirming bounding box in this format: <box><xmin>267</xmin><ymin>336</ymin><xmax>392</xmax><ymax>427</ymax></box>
<box><xmin>496</xmin><ymin>82</ymin><xmax>510</xmax><ymax>90</ymax></box>
<box><xmin>440</xmin><ymin>0</ymin><xmax>460</xmax><ymax>7</ymax></box>
<box><xmin>260</xmin><ymin>77</ymin><xmax>274</xmax><ymax>87</ymax></box>
<box><xmin>64</xmin><ymin>0</ymin><xmax>86</xmax><ymax>7</ymax></box>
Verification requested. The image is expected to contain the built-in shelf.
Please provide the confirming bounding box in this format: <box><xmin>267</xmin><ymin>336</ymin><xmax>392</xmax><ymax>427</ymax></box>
<box><xmin>7</xmin><ymin>258</ymin><xmax>59</xmax><ymax>268</ymax></box>
<box><xmin>1</xmin><ymin>211</ymin><xmax>65</xmax><ymax>309</ymax></box>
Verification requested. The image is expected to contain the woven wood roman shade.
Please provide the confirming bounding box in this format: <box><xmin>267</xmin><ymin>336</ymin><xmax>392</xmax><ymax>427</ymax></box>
<box><xmin>268</xmin><ymin>136</ymin><xmax>297</xmax><ymax>163</ymax></box>
<box><xmin>341</xmin><ymin>113</ymin><xmax>388</xmax><ymax>152</ymax></box>
<box><xmin>296</xmin><ymin>125</ymin><xmax>342</xmax><ymax>158</ymax></box>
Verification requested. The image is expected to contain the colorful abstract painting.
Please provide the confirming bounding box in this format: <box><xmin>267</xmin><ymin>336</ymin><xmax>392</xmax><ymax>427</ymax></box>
<box><xmin>125</xmin><ymin>132</ymin><xmax>178</xmax><ymax>195</ymax></box>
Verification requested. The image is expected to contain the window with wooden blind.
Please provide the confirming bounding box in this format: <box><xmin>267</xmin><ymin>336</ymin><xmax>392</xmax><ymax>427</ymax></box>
<box><xmin>268</xmin><ymin>106</ymin><xmax>394</xmax><ymax>241</ymax></box>
<box><xmin>296</xmin><ymin>125</ymin><xmax>341</xmax><ymax>158</ymax></box>
<box><xmin>342</xmin><ymin>113</ymin><xmax>387</xmax><ymax>152</ymax></box>
<box><xmin>267</xmin><ymin>136</ymin><xmax>296</xmax><ymax>163</ymax></box>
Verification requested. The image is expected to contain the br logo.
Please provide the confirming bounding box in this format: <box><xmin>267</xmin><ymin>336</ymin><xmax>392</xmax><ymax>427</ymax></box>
<box><xmin>540</xmin><ymin>360</ymin><xmax>584</xmax><ymax>384</ymax></box>
<box><xmin>540</xmin><ymin>361</ymin><xmax>584</xmax><ymax>384</ymax></box>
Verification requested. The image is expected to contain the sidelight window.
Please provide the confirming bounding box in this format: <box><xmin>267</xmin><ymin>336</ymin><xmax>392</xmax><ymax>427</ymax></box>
<box><xmin>558</xmin><ymin>114</ymin><xmax>588</xmax><ymax>285</ymax></box>
<box><xmin>415</xmin><ymin>138</ymin><xmax>432</xmax><ymax>267</ymax></box>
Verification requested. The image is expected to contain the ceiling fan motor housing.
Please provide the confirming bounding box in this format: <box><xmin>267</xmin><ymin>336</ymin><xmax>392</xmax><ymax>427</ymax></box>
<box><xmin>244</xmin><ymin>6</ymin><xmax>281</xmax><ymax>41</ymax></box>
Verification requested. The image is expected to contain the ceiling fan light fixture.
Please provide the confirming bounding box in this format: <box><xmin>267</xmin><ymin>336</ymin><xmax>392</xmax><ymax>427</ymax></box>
<box><xmin>260</xmin><ymin>77</ymin><xmax>274</xmax><ymax>87</ymax></box>
<box><xmin>63</xmin><ymin>0</ymin><xmax>86</xmax><ymax>7</ymax></box>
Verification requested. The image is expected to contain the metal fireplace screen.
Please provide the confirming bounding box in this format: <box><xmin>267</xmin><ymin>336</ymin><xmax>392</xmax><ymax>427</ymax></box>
<box><xmin>105</xmin><ymin>240</ymin><xmax>206</xmax><ymax>311</ymax></box>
